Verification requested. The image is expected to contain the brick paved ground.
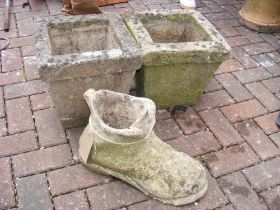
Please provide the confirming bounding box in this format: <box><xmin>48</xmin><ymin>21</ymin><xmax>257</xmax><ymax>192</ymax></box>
<box><xmin>0</xmin><ymin>0</ymin><xmax>280</xmax><ymax>209</ymax></box>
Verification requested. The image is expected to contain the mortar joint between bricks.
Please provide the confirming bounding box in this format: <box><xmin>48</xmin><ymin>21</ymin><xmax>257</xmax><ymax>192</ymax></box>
<box><xmin>9</xmin><ymin>156</ymin><xmax>19</xmax><ymax>209</ymax></box>
<box><xmin>44</xmin><ymin>172</ymin><xmax>55</xmax><ymax>207</ymax></box>
<box><xmin>49</xmin><ymin>173</ymin><xmax>115</xmax><ymax>198</ymax></box>
<box><xmin>13</xmin><ymin>161</ymin><xmax>74</xmax><ymax>179</ymax></box>
<box><xmin>240</xmin><ymin>169</ymin><xmax>270</xmax><ymax>209</ymax></box>
<box><xmin>84</xmin><ymin>188</ymin><xmax>92</xmax><ymax>209</ymax></box>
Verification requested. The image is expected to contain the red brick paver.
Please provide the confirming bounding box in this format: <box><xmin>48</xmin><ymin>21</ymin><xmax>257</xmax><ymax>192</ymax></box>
<box><xmin>220</xmin><ymin>99</ymin><xmax>267</xmax><ymax>123</ymax></box>
<box><xmin>225</xmin><ymin>35</ymin><xmax>250</xmax><ymax>47</ymax></box>
<box><xmin>215</xmin><ymin>58</ymin><xmax>244</xmax><ymax>75</ymax></box>
<box><xmin>242</xmin><ymin>42</ymin><xmax>275</xmax><ymax>55</ymax></box>
<box><xmin>23</xmin><ymin>56</ymin><xmax>40</xmax><ymax>81</ymax></box>
<box><xmin>66</xmin><ymin>127</ymin><xmax>84</xmax><ymax>162</ymax></box>
<box><xmin>1</xmin><ymin>48</ymin><xmax>23</xmax><ymax>72</ymax></box>
<box><xmin>0</xmin><ymin>118</ymin><xmax>7</xmax><ymax>137</ymax></box>
<box><xmin>48</xmin><ymin>164</ymin><xmax>111</xmax><ymax>196</ymax></box>
<box><xmin>235</xmin><ymin>26</ymin><xmax>263</xmax><ymax>43</ymax></box>
<box><xmin>235</xmin><ymin>120</ymin><xmax>280</xmax><ymax>160</ymax></box>
<box><xmin>86</xmin><ymin>181</ymin><xmax>147</xmax><ymax>210</ymax></box>
<box><xmin>156</xmin><ymin>109</ymin><xmax>171</xmax><ymax>120</ymax></box>
<box><xmin>0</xmin><ymin>131</ymin><xmax>38</xmax><ymax>157</ymax></box>
<box><xmin>233</xmin><ymin>67</ymin><xmax>272</xmax><ymax>84</ymax></box>
<box><xmin>1</xmin><ymin>0</ymin><xmax>280</xmax><ymax>209</ymax></box>
<box><xmin>4</xmin><ymin>79</ymin><xmax>48</xmax><ymax>99</ymax></box>
<box><xmin>216</xmin><ymin>73</ymin><xmax>253</xmax><ymax>102</ymax></box>
<box><xmin>34</xmin><ymin>108</ymin><xmax>67</xmax><ymax>147</ymax></box>
<box><xmin>193</xmin><ymin>90</ymin><xmax>234</xmax><ymax>111</ymax></box>
<box><xmin>243</xmin><ymin>157</ymin><xmax>280</xmax><ymax>192</ymax></box>
<box><xmin>204</xmin><ymin>78</ymin><xmax>222</xmax><ymax>92</ymax></box>
<box><xmin>0</xmin><ymin>71</ymin><xmax>25</xmax><ymax>86</ymax></box>
<box><xmin>267</xmin><ymin>52</ymin><xmax>280</xmax><ymax>64</ymax></box>
<box><xmin>260</xmin><ymin>185</ymin><xmax>280</xmax><ymax>210</ymax></box>
<box><xmin>0</xmin><ymin>158</ymin><xmax>15</xmax><ymax>209</ymax></box>
<box><xmin>245</xmin><ymin>82</ymin><xmax>280</xmax><ymax>112</ymax></box>
<box><xmin>17</xmin><ymin>18</ymin><xmax>35</xmax><ymax>36</ymax></box>
<box><xmin>128</xmin><ymin>172</ymin><xmax>228</xmax><ymax>210</ymax></box>
<box><xmin>16</xmin><ymin>174</ymin><xmax>53</xmax><ymax>210</ymax></box>
<box><xmin>218</xmin><ymin>172</ymin><xmax>267</xmax><ymax>210</ymax></box>
<box><xmin>1</xmin><ymin>36</ymin><xmax>35</xmax><ymax>49</ymax></box>
<box><xmin>253</xmin><ymin>54</ymin><xmax>280</xmax><ymax>76</ymax></box>
<box><xmin>6</xmin><ymin>96</ymin><xmax>34</xmax><ymax>134</ymax></box>
<box><xmin>174</xmin><ymin>108</ymin><xmax>206</xmax><ymax>134</ymax></box>
<box><xmin>262</xmin><ymin>77</ymin><xmax>280</xmax><ymax>93</ymax></box>
<box><xmin>254</xmin><ymin>112</ymin><xmax>280</xmax><ymax>135</ymax></box>
<box><xmin>231</xmin><ymin>47</ymin><xmax>259</xmax><ymax>69</ymax></box>
<box><xmin>167</xmin><ymin>131</ymin><xmax>220</xmax><ymax>157</ymax></box>
<box><xmin>30</xmin><ymin>92</ymin><xmax>54</xmax><ymax>111</ymax></box>
<box><xmin>12</xmin><ymin>144</ymin><xmax>73</xmax><ymax>177</ymax></box>
<box><xmin>199</xmin><ymin>109</ymin><xmax>244</xmax><ymax>147</ymax></box>
<box><xmin>154</xmin><ymin>118</ymin><xmax>182</xmax><ymax>140</ymax></box>
<box><xmin>202</xmin><ymin>142</ymin><xmax>259</xmax><ymax>177</ymax></box>
<box><xmin>270</xmin><ymin>132</ymin><xmax>280</xmax><ymax>148</ymax></box>
<box><xmin>53</xmin><ymin>191</ymin><xmax>89</xmax><ymax>210</ymax></box>
<box><xmin>0</xmin><ymin>87</ymin><xmax>5</xmax><ymax>118</ymax></box>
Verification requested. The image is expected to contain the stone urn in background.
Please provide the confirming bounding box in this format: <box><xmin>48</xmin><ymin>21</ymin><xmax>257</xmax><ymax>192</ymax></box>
<box><xmin>239</xmin><ymin>0</ymin><xmax>280</xmax><ymax>33</ymax></box>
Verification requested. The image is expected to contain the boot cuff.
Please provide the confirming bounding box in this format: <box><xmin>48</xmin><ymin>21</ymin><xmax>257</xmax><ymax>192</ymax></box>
<box><xmin>84</xmin><ymin>89</ymin><xmax>156</xmax><ymax>144</ymax></box>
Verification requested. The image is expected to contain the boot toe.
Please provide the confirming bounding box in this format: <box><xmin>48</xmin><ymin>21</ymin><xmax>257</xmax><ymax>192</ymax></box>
<box><xmin>171</xmin><ymin>159</ymin><xmax>207</xmax><ymax>199</ymax></box>
<box><xmin>135</xmin><ymin>155</ymin><xmax>207</xmax><ymax>202</ymax></box>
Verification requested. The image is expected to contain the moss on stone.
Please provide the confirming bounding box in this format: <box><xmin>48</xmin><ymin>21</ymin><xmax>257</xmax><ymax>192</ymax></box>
<box><xmin>136</xmin><ymin>63</ymin><xmax>220</xmax><ymax>108</ymax></box>
<box><xmin>138</xmin><ymin>13</ymin><xmax>210</xmax><ymax>42</ymax></box>
<box><xmin>123</xmin><ymin>10</ymin><xmax>230</xmax><ymax>108</ymax></box>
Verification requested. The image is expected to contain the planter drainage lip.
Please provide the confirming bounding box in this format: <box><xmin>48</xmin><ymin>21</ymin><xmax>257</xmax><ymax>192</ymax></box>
<box><xmin>35</xmin><ymin>14</ymin><xmax>142</xmax><ymax>82</ymax></box>
<box><xmin>123</xmin><ymin>9</ymin><xmax>231</xmax><ymax>66</ymax></box>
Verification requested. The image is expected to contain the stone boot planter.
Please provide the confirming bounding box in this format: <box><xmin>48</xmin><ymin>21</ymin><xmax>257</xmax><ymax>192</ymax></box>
<box><xmin>123</xmin><ymin>10</ymin><xmax>230</xmax><ymax>108</ymax></box>
<box><xmin>79</xmin><ymin>89</ymin><xmax>208</xmax><ymax>205</ymax></box>
<box><xmin>35</xmin><ymin>14</ymin><xmax>142</xmax><ymax>128</ymax></box>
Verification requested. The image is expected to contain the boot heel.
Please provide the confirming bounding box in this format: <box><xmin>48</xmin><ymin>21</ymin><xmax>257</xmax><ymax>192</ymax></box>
<box><xmin>86</xmin><ymin>164</ymin><xmax>110</xmax><ymax>176</ymax></box>
<box><xmin>80</xmin><ymin>156</ymin><xmax>110</xmax><ymax>176</ymax></box>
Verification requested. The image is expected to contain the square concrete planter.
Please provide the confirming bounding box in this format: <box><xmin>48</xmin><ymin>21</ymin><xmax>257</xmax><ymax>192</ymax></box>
<box><xmin>123</xmin><ymin>10</ymin><xmax>230</xmax><ymax>108</ymax></box>
<box><xmin>36</xmin><ymin>14</ymin><xmax>142</xmax><ymax>128</ymax></box>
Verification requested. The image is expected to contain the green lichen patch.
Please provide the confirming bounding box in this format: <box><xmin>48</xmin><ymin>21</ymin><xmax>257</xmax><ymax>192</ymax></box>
<box><xmin>136</xmin><ymin>63</ymin><xmax>220</xmax><ymax>108</ymax></box>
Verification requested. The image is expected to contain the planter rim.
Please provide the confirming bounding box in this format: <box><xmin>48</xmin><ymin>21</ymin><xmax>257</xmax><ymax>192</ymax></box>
<box><xmin>123</xmin><ymin>9</ymin><xmax>231</xmax><ymax>66</ymax></box>
<box><xmin>35</xmin><ymin>14</ymin><xmax>142</xmax><ymax>82</ymax></box>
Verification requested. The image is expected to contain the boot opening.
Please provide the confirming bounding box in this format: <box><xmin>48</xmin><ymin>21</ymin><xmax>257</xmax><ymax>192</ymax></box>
<box><xmin>93</xmin><ymin>91</ymin><xmax>146</xmax><ymax>129</ymax></box>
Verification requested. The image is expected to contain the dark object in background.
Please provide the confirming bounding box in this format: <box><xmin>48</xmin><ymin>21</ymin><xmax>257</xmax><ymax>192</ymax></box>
<box><xmin>276</xmin><ymin>113</ymin><xmax>280</xmax><ymax>128</ymax></box>
<box><xmin>62</xmin><ymin>0</ymin><xmax>102</xmax><ymax>15</ymax></box>
<box><xmin>0</xmin><ymin>37</ymin><xmax>10</xmax><ymax>50</ymax></box>
<box><xmin>168</xmin><ymin>105</ymin><xmax>188</xmax><ymax>116</ymax></box>
<box><xmin>4</xmin><ymin>0</ymin><xmax>10</xmax><ymax>32</ymax></box>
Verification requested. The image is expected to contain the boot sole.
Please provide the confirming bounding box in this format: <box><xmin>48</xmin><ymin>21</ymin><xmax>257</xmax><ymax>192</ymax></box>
<box><xmin>80</xmin><ymin>157</ymin><xmax>208</xmax><ymax>206</ymax></box>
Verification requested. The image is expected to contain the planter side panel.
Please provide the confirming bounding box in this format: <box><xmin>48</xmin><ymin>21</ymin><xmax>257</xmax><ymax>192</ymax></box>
<box><xmin>136</xmin><ymin>63</ymin><xmax>220</xmax><ymax>108</ymax></box>
<box><xmin>50</xmin><ymin>71</ymin><xmax>135</xmax><ymax>128</ymax></box>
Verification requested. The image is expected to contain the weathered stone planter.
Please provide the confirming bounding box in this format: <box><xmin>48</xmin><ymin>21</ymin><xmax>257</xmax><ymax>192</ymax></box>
<box><xmin>123</xmin><ymin>10</ymin><xmax>230</xmax><ymax>108</ymax></box>
<box><xmin>35</xmin><ymin>14</ymin><xmax>142</xmax><ymax>128</ymax></box>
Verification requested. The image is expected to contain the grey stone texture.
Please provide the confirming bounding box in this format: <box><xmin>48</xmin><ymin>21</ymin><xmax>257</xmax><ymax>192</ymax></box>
<box><xmin>16</xmin><ymin>174</ymin><xmax>53</xmax><ymax>210</ymax></box>
<box><xmin>123</xmin><ymin>10</ymin><xmax>230</xmax><ymax>108</ymax></box>
<box><xmin>242</xmin><ymin>157</ymin><xmax>280</xmax><ymax>192</ymax></box>
<box><xmin>35</xmin><ymin>14</ymin><xmax>142</xmax><ymax>128</ymax></box>
<box><xmin>218</xmin><ymin>172</ymin><xmax>267</xmax><ymax>210</ymax></box>
<box><xmin>79</xmin><ymin>89</ymin><xmax>208</xmax><ymax>205</ymax></box>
